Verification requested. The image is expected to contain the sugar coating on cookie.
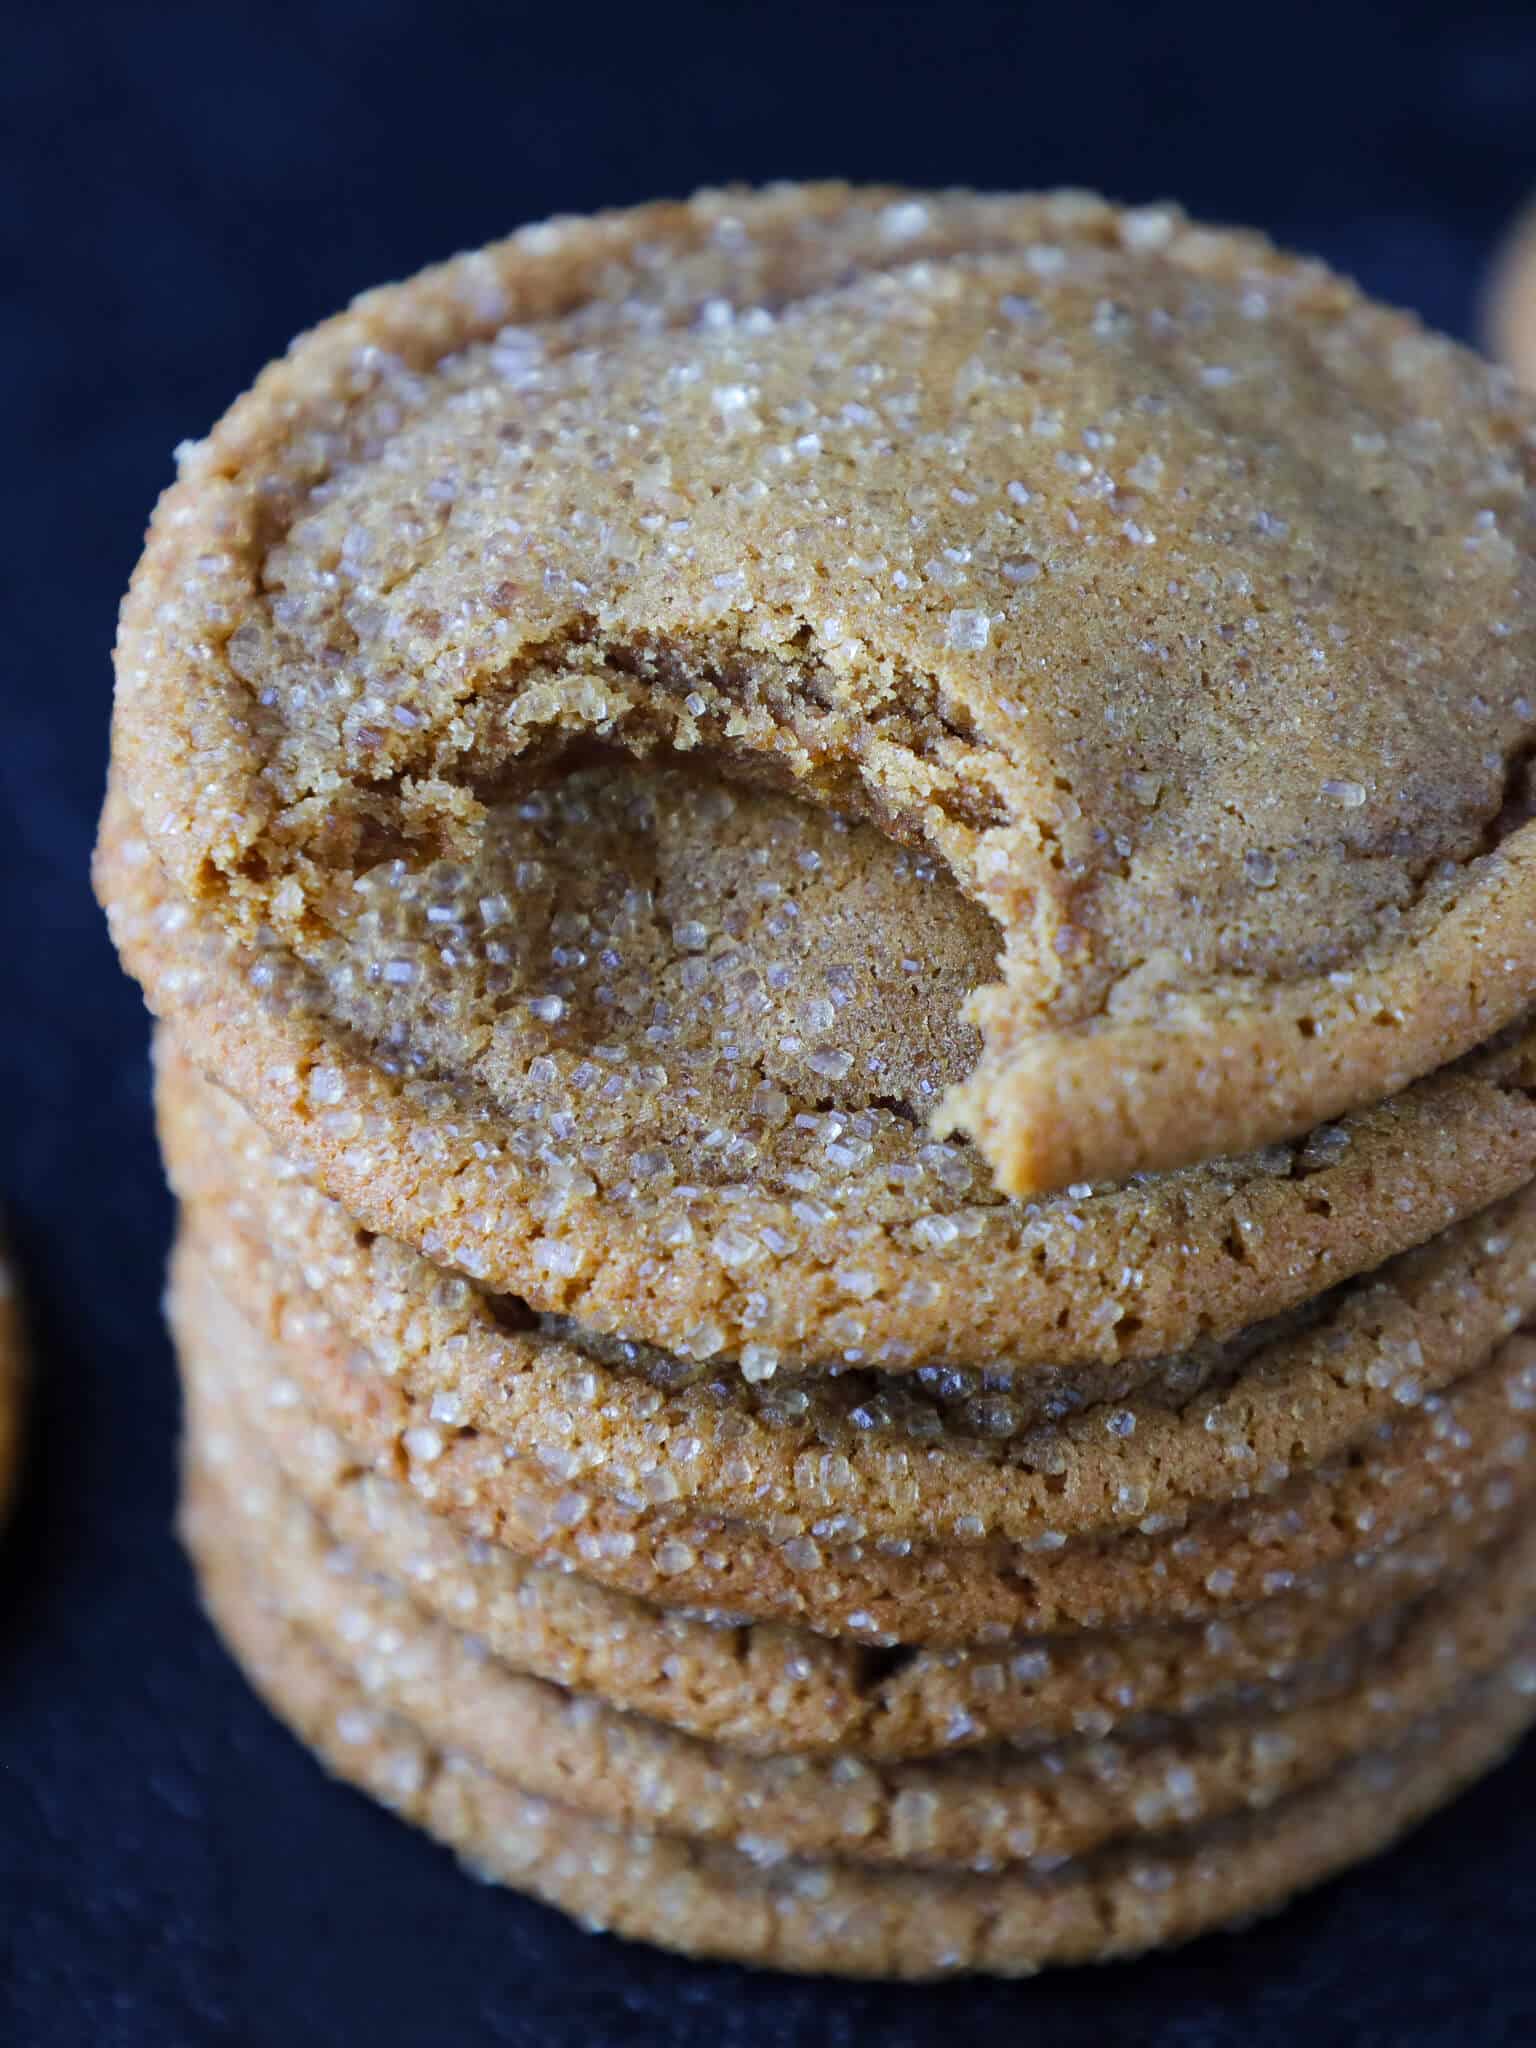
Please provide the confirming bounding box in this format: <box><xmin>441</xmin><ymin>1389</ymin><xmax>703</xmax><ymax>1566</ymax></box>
<box><xmin>170</xmin><ymin>1214</ymin><xmax>1536</xmax><ymax>1645</ymax></box>
<box><xmin>108</xmin><ymin>185</ymin><xmax>1536</xmax><ymax>1197</ymax></box>
<box><xmin>183</xmin><ymin>1432</ymin><xmax>1536</xmax><ymax>1875</ymax></box>
<box><xmin>103</xmin><ymin>183</ymin><xmax>1536</xmax><ymax>1977</ymax></box>
<box><xmin>189</xmin><ymin>1535</ymin><xmax>1536</xmax><ymax>1979</ymax></box>
<box><xmin>180</xmin><ymin>1278</ymin><xmax>1529</xmax><ymax>1761</ymax></box>
<box><xmin>159</xmin><ymin>1037</ymin><xmax>1536</xmax><ymax>1559</ymax></box>
<box><xmin>104</xmin><ymin>786</ymin><xmax>1536</xmax><ymax>1371</ymax></box>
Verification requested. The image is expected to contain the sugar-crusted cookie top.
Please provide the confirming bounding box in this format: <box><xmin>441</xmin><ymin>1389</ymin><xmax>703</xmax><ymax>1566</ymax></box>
<box><xmin>112</xmin><ymin>184</ymin><xmax>1536</xmax><ymax>1193</ymax></box>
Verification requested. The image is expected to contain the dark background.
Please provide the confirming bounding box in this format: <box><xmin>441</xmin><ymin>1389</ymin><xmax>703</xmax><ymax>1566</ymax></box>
<box><xmin>4</xmin><ymin>2</ymin><xmax>1536</xmax><ymax>2041</ymax></box>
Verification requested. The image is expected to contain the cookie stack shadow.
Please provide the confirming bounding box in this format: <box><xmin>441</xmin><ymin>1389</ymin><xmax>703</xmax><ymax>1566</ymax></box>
<box><xmin>99</xmin><ymin>751</ymin><xmax>1536</xmax><ymax>1979</ymax></box>
<box><xmin>94</xmin><ymin>186</ymin><xmax>1536</xmax><ymax>1976</ymax></box>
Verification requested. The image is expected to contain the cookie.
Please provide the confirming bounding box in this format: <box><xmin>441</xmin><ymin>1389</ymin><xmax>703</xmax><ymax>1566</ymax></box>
<box><xmin>155</xmin><ymin>1025</ymin><xmax>1250</xmax><ymax>1431</ymax></box>
<box><xmin>1486</xmin><ymin>197</ymin><xmax>1536</xmax><ymax>391</ymax></box>
<box><xmin>102</xmin><ymin>785</ymin><xmax>1536</xmax><ymax>1375</ymax></box>
<box><xmin>159</xmin><ymin>1036</ymin><xmax>1536</xmax><ymax>1554</ymax></box>
<box><xmin>172</xmin><ymin>1209</ymin><xmax>1536</xmax><ymax>1644</ymax></box>
<box><xmin>177</xmin><ymin>1228</ymin><xmax>1520</xmax><ymax>1757</ymax></box>
<box><xmin>167</xmin><ymin>1212</ymin><xmax>1536</xmax><ymax>1662</ymax></box>
<box><xmin>189</xmin><ymin>1533</ymin><xmax>1536</xmax><ymax>1977</ymax></box>
<box><xmin>184</xmin><ymin>1423</ymin><xmax>1536</xmax><ymax>1874</ymax></box>
<box><xmin>186</xmin><ymin>1300</ymin><xmax>1522</xmax><ymax>1766</ymax></box>
<box><xmin>103</xmin><ymin>186</ymin><xmax>1536</xmax><ymax>1209</ymax></box>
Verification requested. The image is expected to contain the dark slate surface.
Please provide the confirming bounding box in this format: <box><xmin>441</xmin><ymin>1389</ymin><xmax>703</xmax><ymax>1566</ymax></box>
<box><xmin>4</xmin><ymin>3</ymin><xmax>1535</xmax><ymax>2040</ymax></box>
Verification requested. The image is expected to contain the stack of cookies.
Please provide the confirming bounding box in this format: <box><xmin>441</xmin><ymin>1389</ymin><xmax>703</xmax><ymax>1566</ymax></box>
<box><xmin>97</xmin><ymin>186</ymin><xmax>1536</xmax><ymax>1977</ymax></box>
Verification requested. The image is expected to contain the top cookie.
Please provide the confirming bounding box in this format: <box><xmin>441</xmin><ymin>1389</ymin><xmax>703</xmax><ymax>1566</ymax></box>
<box><xmin>110</xmin><ymin>184</ymin><xmax>1536</xmax><ymax>1195</ymax></box>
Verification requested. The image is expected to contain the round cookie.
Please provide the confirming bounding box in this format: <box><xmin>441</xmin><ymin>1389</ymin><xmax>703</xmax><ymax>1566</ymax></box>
<box><xmin>104</xmin><ymin>780</ymin><xmax>1536</xmax><ymax>1374</ymax></box>
<box><xmin>104</xmin><ymin>185</ymin><xmax>1536</xmax><ymax>1212</ymax></box>
<box><xmin>185</xmin><ymin>1428</ymin><xmax>1536</xmax><ymax>1874</ymax></box>
<box><xmin>156</xmin><ymin>1026</ymin><xmax>1248</xmax><ymax>1433</ymax></box>
<box><xmin>172</xmin><ymin>1212</ymin><xmax>1536</xmax><ymax>1644</ymax></box>
<box><xmin>1486</xmin><ymin>197</ymin><xmax>1536</xmax><ymax>391</ymax></box>
<box><xmin>0</xmin><ymin>1239</ymin><xmax>23</xmax><ymax>1523</ymax></box>
<box><xmin>190</xmin><ymin>1540</ymin><xmax>1536</xmax><ymax>1978</ymax></box>
<box><xmin>175</xmin><ymin>1244</ymin><xmax>1524</xmax><ymax>1762</ymax></box>
<box><xmin>160</xmin><ymin>1035</ymin><xmax>1536</xmax><ymax>1553</ymax></box>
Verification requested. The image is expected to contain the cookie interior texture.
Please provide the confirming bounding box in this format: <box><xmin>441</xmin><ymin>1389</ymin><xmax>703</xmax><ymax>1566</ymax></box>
<box><xmin>108</xmin><ymin>185</ymin><xmax>1536</xmax><ymax>1201</ymax></box>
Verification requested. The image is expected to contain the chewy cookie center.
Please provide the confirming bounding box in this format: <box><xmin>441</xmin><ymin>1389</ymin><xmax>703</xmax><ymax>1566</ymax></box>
<box><xmin>305</xmin><ymin>753</ymin><xmax>1003</xmax><ymax>1212</ymax></box>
